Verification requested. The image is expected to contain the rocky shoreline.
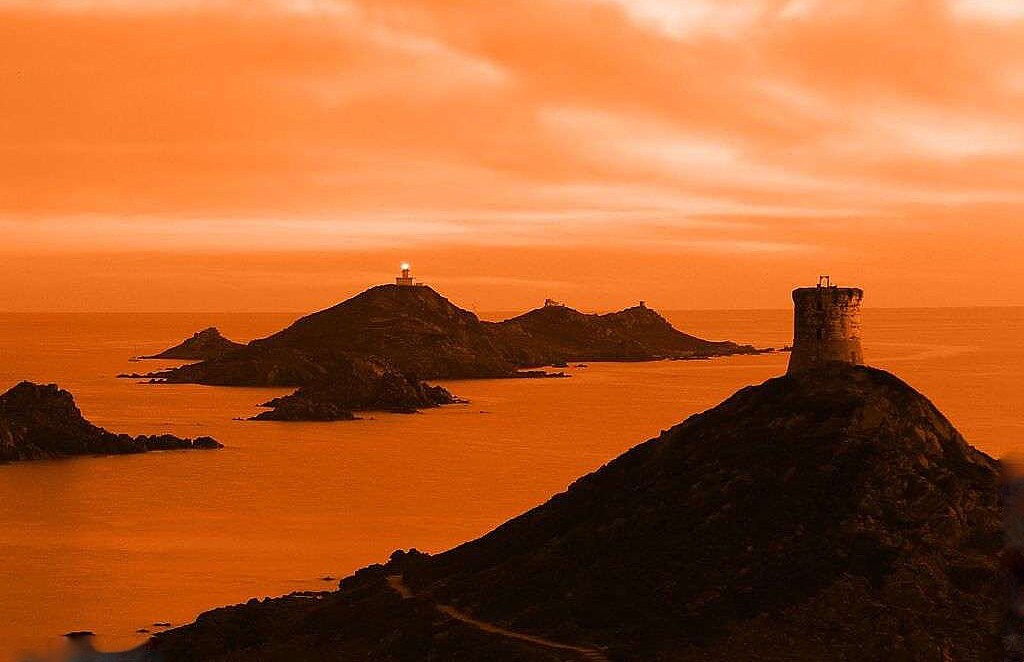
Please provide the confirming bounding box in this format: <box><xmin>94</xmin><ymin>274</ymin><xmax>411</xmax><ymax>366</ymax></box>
<box><xmin>0</xmin><ymin>381</ymin><xmax>222</xmax><ymax>463</ymax></box>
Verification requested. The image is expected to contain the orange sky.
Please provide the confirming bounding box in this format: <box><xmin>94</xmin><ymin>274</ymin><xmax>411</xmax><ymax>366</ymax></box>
<box><xmin>2</xmin><ymin>0</ymin><xmax>1023</xmax><ymax>312</ymax></box>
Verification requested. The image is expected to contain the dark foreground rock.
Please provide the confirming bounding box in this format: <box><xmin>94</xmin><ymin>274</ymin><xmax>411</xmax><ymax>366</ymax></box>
<box><xmin>144</xmin><ymin>365</ymin><xmax>1002</xmax><ymax>661</ymax></box>
<box><xmin>0</xmin><ymin>382</ymin><xmax>222</xmax><ymax>463</ymax></box>
<box><xmin>141</xmin><ymin>327</ymin><xmax>245</xmax><ymax>361</ymax></box>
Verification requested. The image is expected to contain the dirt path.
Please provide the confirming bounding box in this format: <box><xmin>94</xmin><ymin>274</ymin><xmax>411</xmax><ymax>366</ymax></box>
<box><xmin>386</xmin><ymin>574</ymin><xmax>610</xmax><ymax>661</ymax></box>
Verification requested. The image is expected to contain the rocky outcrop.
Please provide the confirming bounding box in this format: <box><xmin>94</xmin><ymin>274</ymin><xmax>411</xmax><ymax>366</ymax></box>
<box><xmin>0</xmin><ymin>382</ymin><xmax>222</xmax><ymax>463</ymax></box>
<box><xmin>141</xmin><ymin>327</ymin><xmax>245</xmax><ymax>361</ymax></box>
<box><xmin>251</xmin><ymin>358</ymin><xmax>458</xmax><ymax>421</ymax></box>
<box><xmin>146</xmin><ymin>365</ymin><xmax>1002</xmax><ymax>660</ymax></box>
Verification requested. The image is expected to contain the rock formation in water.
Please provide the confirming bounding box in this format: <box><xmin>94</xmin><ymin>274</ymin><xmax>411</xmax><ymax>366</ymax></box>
<box><xmin>0</xmin><ymin>382</ymin><xmax>222</xmax><ymax>463</ymax></box>
<box><xmin>134</xmin><ymin>285</ymin><xmax>756</xmax><ymax>421</ymax></box>
<box><xmin>252</xmin><ymin>357</ymin><xmax>458</xmax><ymax>421</ymax></box>
<box><xmin>141</xmin><ymin>327</ymin><xmax>245</xmax><ymax>361</ymax></box>
<box><xmin>144</xmin><ymin>364</ymin><xmax>1002</xmax><ymax>660</ymax></box>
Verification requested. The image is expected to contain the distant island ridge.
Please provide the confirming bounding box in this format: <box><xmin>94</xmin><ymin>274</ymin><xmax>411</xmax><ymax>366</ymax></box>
<box><xmin>126</xmin><ymin>269</ymin><xmax>768</xmax><ymax>421</ymax></box>
<box><xmin>119</xmin><ymin>281</ymin><xmax>1004</xmax><ymax>660</ymax></box>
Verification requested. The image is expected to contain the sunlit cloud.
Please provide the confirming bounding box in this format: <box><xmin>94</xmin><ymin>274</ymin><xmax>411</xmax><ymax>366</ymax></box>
<box><xmin>1</xmin><ymin>0</ymin><xmax>1024</xmax><ymax>309</ymax></box>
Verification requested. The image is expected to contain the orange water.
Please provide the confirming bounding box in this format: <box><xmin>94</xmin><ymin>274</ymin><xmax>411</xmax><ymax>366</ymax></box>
<box><xmin>0</xmin><ymin>308</ymin><xmax>1020</xmax><ymax>660</ymax></box>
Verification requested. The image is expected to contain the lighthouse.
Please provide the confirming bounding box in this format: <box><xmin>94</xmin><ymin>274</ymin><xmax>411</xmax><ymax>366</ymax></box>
<box><xmin>396</xmin><ymin>263</ymin><xmax>415</xmax><ymax>287</ymax></box>
<box><xmin>787</xmin><ymin>276</ymin><xmax>864</xmax><ymax>374</ymax></box>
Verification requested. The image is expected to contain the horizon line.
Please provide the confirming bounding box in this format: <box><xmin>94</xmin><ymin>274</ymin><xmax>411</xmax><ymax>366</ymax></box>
<box><xmin>2</xmin><ymin>305</ymin><xmax>1022</xmax><ymax>315</ymax></box>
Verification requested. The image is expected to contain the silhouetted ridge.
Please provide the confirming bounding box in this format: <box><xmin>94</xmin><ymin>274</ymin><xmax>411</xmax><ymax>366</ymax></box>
<box><xmin>254</xmin><ymin>285</ymin><xmax>514</xmax><ymax>379</ymax></box>
<box><xmin>148</xmin><ymin>365</ymin><xmax>1001</xmax><ymax>660</ymax></box>
<box><xmin>0</xmin><ymin>382</ymin><xmax>221</xmax><ymax>462</ymax></box>
<box><xmin>490</xmin><ymin>303</ymin><xmax>754</xmax><ymax>365</ymax></box>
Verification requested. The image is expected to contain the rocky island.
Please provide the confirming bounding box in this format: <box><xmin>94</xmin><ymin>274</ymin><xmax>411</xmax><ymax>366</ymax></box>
<box><xmin>491</xmin><ymin>300</ymin><xmax>749</xmax><ymax>365</ymax></box>
<box><xmin>140</xmin><ymin>327</ymin><xmax>245</xmax><ymax>361</ymax></box>
<box><xmin>127</xmin><ymin>283</ymin><xmax>1004</xmax><ymax>660</ymax></box>
<box><xmin>130</xmin><ymin>276</ymin><xmax>760</xmax><ymax>421</ymax></box>
<box><xmin>251</xmin><ymin>357</ymin><xmax>458</xmax><ymax>421</ymax></box>
<box><xmin>0</xmin><ymin>382</ymin><xmax>222</xmax><ymax>463</ymax></box>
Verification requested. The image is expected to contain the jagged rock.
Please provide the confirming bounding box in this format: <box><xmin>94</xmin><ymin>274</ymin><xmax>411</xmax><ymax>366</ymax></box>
<box><xmin>146</xmin><ymin>365</ymin><xmax>1002</xmax><ymax>660</ymax></box>
<box><xmin>141</xmin><ymin>327</ymin><xmax>245</xmax><ymax>360</ymax></box>
<box><xmin>63</xmin><ymin>631</ymin><xmax>95</xmax><ymax>639</ymax></box>
<box><xmin>250</xmin><ymin>357</ymin><xmax>458</xmax><ymax>421</ymax></box>
<box><xmin>191</xmin><ymin>436</ymin><xmax>222</xmax><ymax>449</ymax></box>
<box><xmin>0</xmin><ymin>382</ymin><xmax>222</xmax><ymax>463</ymax></box>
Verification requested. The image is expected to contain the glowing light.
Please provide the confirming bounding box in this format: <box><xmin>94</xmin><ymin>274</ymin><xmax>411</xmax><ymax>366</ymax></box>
<box><xmin>400</xmin><ymin>262</ymin><xmax>410</xmax><ymax>271</ymax></box>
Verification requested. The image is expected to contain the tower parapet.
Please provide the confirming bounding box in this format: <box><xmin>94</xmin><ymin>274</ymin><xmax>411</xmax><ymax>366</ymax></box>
<box><xmin>787</xmin><ymin>276</ymin><xmax>864</xmax><ymax>374</ymax></box>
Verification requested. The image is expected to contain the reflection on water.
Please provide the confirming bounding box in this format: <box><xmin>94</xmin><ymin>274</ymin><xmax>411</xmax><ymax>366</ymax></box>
<box><xmin>0</xmin><ymin>308</ymin><xmax>1020</xmax><ymax>660</ymax></box>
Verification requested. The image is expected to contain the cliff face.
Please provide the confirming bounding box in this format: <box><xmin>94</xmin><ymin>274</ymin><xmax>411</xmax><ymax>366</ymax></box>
<box><xmin>148</xmin><ymin>365</ymin><xmax>1002</xmax><ymax>660</ymax></box>
<box><xmin>0</xmin><ymin>382</ymin><xmax>221</xmax><ymax>463</ymax></box>
<box><xmin>489</xmin><ymin>304</ymin><xmax>755</xmax><ymax>366</ymax></box>
<box><xmin>142</xmin><ymin>327</ymin><xmax>245</xmax><ymax>361</ymax></box>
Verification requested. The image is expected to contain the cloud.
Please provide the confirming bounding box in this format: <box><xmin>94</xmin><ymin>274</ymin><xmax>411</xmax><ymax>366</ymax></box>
<box><xmin>950</xmin><ymin>0</ymin><xmax>1024</xmax><ymax>21</ymax></box>
<box><xmin>1</xmin><ymin>0</ymin><xmax>1024</xmax><ymax>308</ymax></box>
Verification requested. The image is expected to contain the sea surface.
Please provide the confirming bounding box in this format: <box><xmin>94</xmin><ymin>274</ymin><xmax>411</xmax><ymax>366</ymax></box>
<box><xmin>0</xmin><ymin>308</ymin><xmax>1020</xmax><ymax>660</ymax></box>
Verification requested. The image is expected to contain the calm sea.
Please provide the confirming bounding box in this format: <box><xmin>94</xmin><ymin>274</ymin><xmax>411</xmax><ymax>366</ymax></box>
<box><xmin>0</xmin><ymin>308</ymin><xmax>1020</xmax><ymax>660</ymax></box>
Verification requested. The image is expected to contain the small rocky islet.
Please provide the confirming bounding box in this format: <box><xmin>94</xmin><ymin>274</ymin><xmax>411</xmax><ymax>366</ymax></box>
<box><xmin>130</xmin><ymin>282</ymin><xmax>763</xmax><ymax>421</ymax></box>
<box><xmin>139</xmin><ymin>327</ymin><xmax>245</xmax><ymax>361</ymax></box>
<box><xmin>0</xmin><ymin>381</ymin><xmax>221</xmax><ymax>463</ymax></box>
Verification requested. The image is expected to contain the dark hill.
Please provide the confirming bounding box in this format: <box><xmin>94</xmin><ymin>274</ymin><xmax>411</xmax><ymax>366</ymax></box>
<box><xmin>489</xmin><ymin>304</ymin><xmax>754</xmax><ymax>366</ymax></box>
<box><xmin>147</xmin><ymin>286</ymin><xmax>514</xmax><ymax>387</ymax></box>
<box><xmin>254</xmin><ymin>285</ymin><xmax>515</xmax><ymax>379</ymax></box>
<box><xmin>141</xmin><ymin>327</ymin><xmax>244</xmax><ymax>360</ymax></box>
<box><xmin>0</xmin><ymin>382</ymin><xmax>221</xmax><ymax>463</ymax></box>
<box><xmin>146</xmin><ymin>365</ymin><xmax>1002</xmax><ymax>660</ymax></box>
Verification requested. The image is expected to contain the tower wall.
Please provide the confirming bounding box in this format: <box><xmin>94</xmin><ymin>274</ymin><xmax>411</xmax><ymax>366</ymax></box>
<box><xmin>787</xmin><ymin>286</ymin><xmax>864</xmax><ymax>374</ymax></box>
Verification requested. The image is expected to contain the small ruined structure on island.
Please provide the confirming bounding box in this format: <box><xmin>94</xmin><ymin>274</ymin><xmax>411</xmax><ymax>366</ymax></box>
<box><xmin>543</xmin><ymin>298</ymin><xmax>565</xmax><ymax>308</ymax></box>
<box><xmin>787</xmin><ymin>275</ymin><xmax>864</xmax><ymax>374</ymax></box>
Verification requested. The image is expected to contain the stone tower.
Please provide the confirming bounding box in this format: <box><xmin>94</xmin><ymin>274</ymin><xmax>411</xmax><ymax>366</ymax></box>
<box><xmin>787</xmin><ymin>276</ymin><xmax>864</xmax><ymax>375</ymax></box>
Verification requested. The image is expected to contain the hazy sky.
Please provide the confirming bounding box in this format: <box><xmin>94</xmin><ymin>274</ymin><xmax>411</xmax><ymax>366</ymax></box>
<box><xmin>2</xmin><ymin>0</ymin><xmax>1023</xmax><ymax>311</ymax></box>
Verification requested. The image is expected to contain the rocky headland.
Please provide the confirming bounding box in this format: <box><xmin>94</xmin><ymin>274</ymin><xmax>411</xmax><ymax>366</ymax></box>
<box><xmin>132</xmin><ymin>285</ymin><xmax>758</xmax><ymax>421</ymax></box>
<box><xmin>141</xmin><ymin>364</ymin><xmax>1002</xmax><ymax>660</ymax></box>
<box><xmin>140</xmin><ymin>327</ymin><xmax>245</xmax><ymax>361</ymax></box>
<box><xmin>0</xmin><ymin>382</ymin><xmax>222</xmax><ymax>463</ymax></box>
